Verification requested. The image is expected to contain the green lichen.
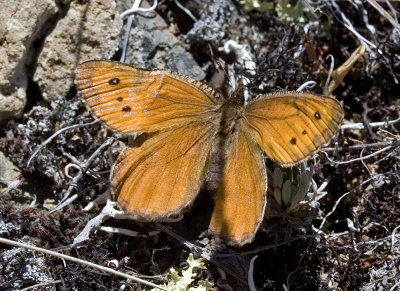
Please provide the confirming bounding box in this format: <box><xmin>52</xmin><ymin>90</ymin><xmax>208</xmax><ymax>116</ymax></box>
<box><xmin>239</xmin><ymin>0</ymin><xmax>274</xmax><ymax>12</ymax></box>
<box><xmin>276</xmin><ymin>0</ymin><xmax>310</xmax><ymax>23</ymax></box>
<box><xmin>239</xmin><ymin>0</ymin><xmax>310</xmax><ymax>23</ymax></box>
<box><xmin>151</xmin><ymin>254</ymin><xmax>213</xmax><ymax>291</ymax></box>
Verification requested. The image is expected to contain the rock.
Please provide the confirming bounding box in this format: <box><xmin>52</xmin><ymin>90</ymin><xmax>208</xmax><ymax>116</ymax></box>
<box><xmin>0</xmin><ymin>0</ymin><xmax>58</xmax><ymax>123</ymax></box>
<box><xmin>116</xmin><ymin>0</ymin><xmax>205</xmax><ymax>80</ymax></box>
<box><xmin>0</xmin><ymin>0</ymin><xmax>122</xmax><ymax>123</ymax></box>
<box><xmin>0</xmin><ymin>151</ymin><xmax>21</xmax><ymax>186</ymax></box>
<box><xmin>34</xmin><ymin>0</ymin><xmax>122</xmax><ymax>101</ymax></box>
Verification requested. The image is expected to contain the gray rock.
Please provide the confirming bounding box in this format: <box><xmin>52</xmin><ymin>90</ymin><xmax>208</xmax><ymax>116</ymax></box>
<box><xmin>0</xmin><ymin>0</ymin><xmax>58</xmax><ymax>123</ymax></box>
<box><xmin>0</xmin><ymin>151</ymin><xmax>21</xmax><ymax>187</ymax></box>
<box><xmin>0</xmin><ymin>0</ymin><xmax>122</xmax><ymax>124</ymax></box>
<box><xmin>34</xmin><ymin>0</ymin><xmax>122</xmax><ymax>101</ymax></box>
<box><xmin>116</xmin><ymin>0</ymin><xmax>205</xmax><ymax>80</ymax></box>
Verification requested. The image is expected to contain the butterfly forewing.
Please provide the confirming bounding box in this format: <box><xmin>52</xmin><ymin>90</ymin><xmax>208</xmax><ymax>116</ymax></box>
<box><xmin>244</xmin><ymin>92</ymin><xmax>343</xmax><ymax>166</ymax></box>
<box><xmin>111</xmin><ymin>122</ymin><xmax>218</xmax><ymax>219</ymax></box>
<box><xmin>76</xmin><ymin>60</ymin><xmax>222</xmax><ymax>134</ymax></box>
<box><xmin>208</xmin><ymin>125</ymin><xmax>267</xmax><ymax>246</ymax></box>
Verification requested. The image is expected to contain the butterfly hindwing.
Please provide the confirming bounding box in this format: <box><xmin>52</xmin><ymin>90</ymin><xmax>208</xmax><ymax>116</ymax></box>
<box><xmin>244</xmin><ymin>91</ymin><xmax>343</xmax><ymax>166</ymax></box>
<box><xmin>208</xmin><ymin>124</ymin><xmax>267</xmax><ymax>246</ymax></box>
<box><xmin>111</xmin><ymin>122</ymin><xmax>218</xmax><ymax>219</ymax></box>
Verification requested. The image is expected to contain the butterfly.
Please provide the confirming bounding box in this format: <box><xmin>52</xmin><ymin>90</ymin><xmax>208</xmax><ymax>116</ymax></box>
<box><xmin>75</xmin><ymin>60</ymin><xmax>343</xmax><ymax>246</ymax></box>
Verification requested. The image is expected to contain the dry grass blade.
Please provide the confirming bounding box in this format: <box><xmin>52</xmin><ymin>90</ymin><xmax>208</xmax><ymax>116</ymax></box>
<box><xmin>0</xmin><ymin>238</ymin><xmax>167</xmax><ymax>290</ymax></box>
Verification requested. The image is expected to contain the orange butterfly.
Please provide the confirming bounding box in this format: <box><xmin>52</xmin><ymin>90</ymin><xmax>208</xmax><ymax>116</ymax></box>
<box><xmin>75</xmin><ymin>60</ymin><xmax>343</xmax><ymax>246</ymax></box>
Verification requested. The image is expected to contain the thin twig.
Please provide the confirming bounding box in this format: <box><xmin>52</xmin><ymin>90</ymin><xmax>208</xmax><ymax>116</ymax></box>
<box><xmin>296</xmin><ymin>81</ymin><xmax>316</xmax><ymax>92</ymax></box>
<box><xmin>391</xmin><ymin>225</ymin><xmax>400</xmax><ymax>251</ymax></box>
<box><xmin>321</xmin><ymin>145</ymin><xmax>393</xmax><ymax>165</ymax></box>
<box><xmin>27</xmin><ymin>121</ymin><xmax>98</xmax><ymax>167</ymax></box>
<box><xmin>340</xmin><ymin>118</ymin><xmax>400</xmax><ymax>130</ymax></box>
<box><xmin>0</xmin><ymin>237</ymin><xmax>167</xmax><ymax>290</ymax></box>
<box><xmin>318</xmin><ymin>174</ymin><xmax>391</xmax><ymax>230</ymax></box>
<box><xmin>20</xmin><ymin>281</ymin><xmax>62</xmax><ymax>291</ymax></box>
<box><xmin>173</xmin><ymin>0</ymin><xmax>197</xmax><ymax>21</ymax></box>
<box><xmin>322</xmin><ymin>140</ymin><xmax>396</xmax><ymax>152</ymax></box>
<box><xmin>50</xmin><ymin>138</ymin><xmax>115</xmax><ymax>213</ymax></box>
<box><xmin>248</xmin><ymin>255</ymin><xmax>258</xmax><ymax>291</ymax></box>
<box><xmin>120</xmin><ymin>0</ymin><xmax>158</xmax><ymax>62</ymax></box>
<box><xmin>366</xmin><ymin>0</ymin><xmax>400</xmax><ymax>34</ymax></box>
<box><xmin>327</xmin><ymin>0</ymin><xmax>377</xmax><ymax>50</ymax></box>
<box><xmin>120</xmin><ymin>0</ymin><xmax>158</xmax><ymax>19</ymax></box>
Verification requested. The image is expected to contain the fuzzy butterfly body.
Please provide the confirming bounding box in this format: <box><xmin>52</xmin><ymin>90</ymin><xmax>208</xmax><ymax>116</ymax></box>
<box><xmin>76</xmin><ymin>60</ymin><xmax>343</xmax><ymax>246</ymax></box>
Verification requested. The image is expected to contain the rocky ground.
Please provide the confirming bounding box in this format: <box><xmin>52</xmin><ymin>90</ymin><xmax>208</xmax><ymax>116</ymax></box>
<box><xmin>1</xmin><ymin>0</ymin><xmax>399</xmax><ymax>290</ymax></box>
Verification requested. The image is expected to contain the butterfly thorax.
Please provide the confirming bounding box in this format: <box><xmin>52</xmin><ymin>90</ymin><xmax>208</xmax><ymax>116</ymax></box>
<box><xmin>218</xmin><ymin>101</ymin><xmax>245</xmax><ymax>137</ymax></box>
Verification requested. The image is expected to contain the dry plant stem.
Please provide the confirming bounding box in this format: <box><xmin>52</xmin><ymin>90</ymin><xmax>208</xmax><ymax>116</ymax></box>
<box><xmin>285</xmin><ymin>244</ymin><xmax>311</xmax><ymax>291</ymax></box>
<box><xmin>360</xmin><ymin>147</ymin><xmax>372</xmax><ymax>176</ymax></box>
<box><xmin>390</xmin><ymin>281</ymin><xmax>400</xmax><ymax>291</ymax></box>
<box><xmin>337</xmin><ymin>234</ymin><xmax>399</xmax><ymax>250</ymax></box>
<box><xmin>296</xmin><ymin>81</ymin><xmax>316</xmax><ymax>92</ymax></box>
<box><xmin>73</xmin><ymin>199</ymin><xmax>131</xmax><ymax>245</ymax></box>
<box><xmin>324</xmin><ymin>54</ymin><xmax>335</xmax><ymax>95</ymax></box>
<box><xmin>325</xmin><ymin>45</ymin><xmax>365</xmax><ymax>95</ymax></box>
<box><xmin>391</xmin><ymin>225</ymin><xmax>400</xmax><ymax>251</ymax></box>
<box><xmin>173</xmin><ymin>0</ymin><xmax>197</xmax><ymax>21</ymax></box>
<box><xmin>119</xmin><ymin>0</ymin><xmax>157</xmax><ymax>19</ymax></box>
<box><xmin>62</xmin><ymin>151</ymin><xmax>104</xmax><ymax>180</ymax></box>
<box><xmin>323</xmin><ymin>140</ymin><xmax>396</xmax><ymax>152</ymax></box>
<box><xmin>318</xmin><ymin>174</ymin><xmax>387</xmax><ymax>230</ymax></box>
<box><xmin>119</xmin><ymin>0</ymin><xmax>157</xmax><ymax>62</ymax></box>
<box><xmin>340</xmin><ymin>118</ymin><xmax>400</xmax><ymax>130</ymax></box>
<box><xmin>27</xmin><ymin>120</ymin><xmax>98</xmax><ymax>167</ymax></box>
<box><xmin>51</xmin><ymin>137</ymin><xmax>115</xmax><ymax>214</ymax></box>
<box><xmin>0</xmin><ymin>237</ymin><xmax>168</xmax><ymax>290</ymax></box>
<box><xmin>20</xmin><ymin>280</ymin><xmax>63</xmax><ymax>291</ymax></box>
<box><xmin>321</xmin><ymin>144</ymin><xmax>393</xmax><ymax>165</ymax></box>
<box><xmin>328</xmin><ymin>1</ymin><xmax>376</xmax><ymax>50</ymax></box>
<box><xmin>248</xmin><ymin>255</ymin><xmax>257</xmax><ymax>291</ymax></box>
<box><xmin>366</xmin><ymin>0</ymin><xmax>400</xmax><ymax>33</ymax></box>
<box><xmin>83</xmin><ymin>191</ymin><xmax>110</xmax><ymax>211</ymax></box>
<box><xmin>99</xmin><ymin>226</ymin><xmax>139</xmax><ymax>237</ymax></box>
<box><xmin>1</xmin><ymin>179</ymin><xmax>21</xmax><ymax>195</ymax></box>
<box><xmin>99</xmin><ymin>226</ymin><xmax>161</xmax><ymax>238</ymax></box>
<box><xmin>50</xmin><ymin>193</ymin><xmax>80</xmax><ymax>214</ymax></box>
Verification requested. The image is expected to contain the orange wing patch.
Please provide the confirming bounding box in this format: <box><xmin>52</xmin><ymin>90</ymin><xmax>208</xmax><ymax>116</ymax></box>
<box><xmin>244</xmin><ymin>92</ymin><xmax>343</xmax><ymax>166</ymax></box>
<box><xmin>76</xmin><ymin>60</ymin><xmax>222</xmax><ymax>133</ymax></box>
<box><xmin>209</xmin><ymin>125</ymin><xmax>267</xmax><ymax>246</ymax></box>
<box><xmin>111</xmin><ymin>122</ymin><xmax>218</xmax><ymax>219</ymax></box>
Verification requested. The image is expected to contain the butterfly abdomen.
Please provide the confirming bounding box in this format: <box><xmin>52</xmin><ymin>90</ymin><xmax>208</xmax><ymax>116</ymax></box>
<box><xmin>205</xmin><ymin>102</ymin><xmax>245</xmax><ymax>192</ymax></box>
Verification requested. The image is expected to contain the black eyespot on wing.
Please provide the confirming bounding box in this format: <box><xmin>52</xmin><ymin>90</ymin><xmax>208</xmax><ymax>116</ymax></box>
<box><xmin>290</xmin><ymin>137</ymin><xmax>296</xmax><ymax>145</ymax></box>
<box><xmin>121</xmin><ymin>105</ymin><xmax>131</xmax><ymax>112</ymax></box>
<box><xmin>302</xmin><ymin>130</ymin><xmax>307</xmax><ymax>135</ymax></box>
<box><xmin>314</xmin><ymin>111</ymin><xmax>321</xmax><ymax>120</ymax></box>
<box><xmin>117</xmin><ymin>97</ymin><xmax>123</xmax><ymax>101</ymax></box>
<box><xmin>109</xmin><ymin>78</ymin><xmax>120</xmax><ymax>85</ymax></box>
